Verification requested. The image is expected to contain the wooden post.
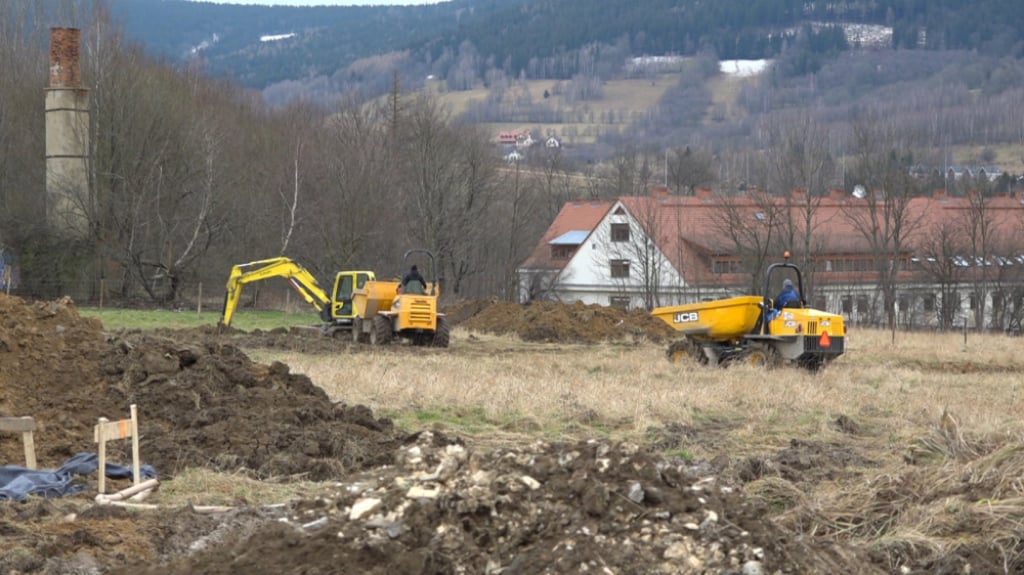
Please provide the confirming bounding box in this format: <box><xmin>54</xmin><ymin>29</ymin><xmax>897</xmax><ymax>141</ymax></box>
<box><xmin>197</xmin><ymin>282</ymin><xmax>203</xmax><ymax>315</ymax></box>
<box><xmin>96</xmin><ymin>416</ymin><xmax>108</xmax><ymax>494</ymax></box>
<box><xmin>130</xmin><ymin>404</ymin><xmax>140</xmax><ymax>485</ymax></box>
<box><xmin>0</xmin><ymin>416</ymin><xmax>37</xmax><ymax>469</ymax></box>
<box><xmin>94</xmin><ymin>404</ymin><xmax>141</xmax><ymax>495</ymax></box>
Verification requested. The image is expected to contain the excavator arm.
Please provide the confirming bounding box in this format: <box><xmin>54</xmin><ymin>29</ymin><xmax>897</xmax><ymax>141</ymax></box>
<box><xmin>219</xmin><ymin>257</ymin><xmax>332</xmax><ymax>327</ymax></box>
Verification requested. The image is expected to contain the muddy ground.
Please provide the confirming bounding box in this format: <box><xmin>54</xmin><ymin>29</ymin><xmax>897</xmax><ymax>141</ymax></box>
<box><xmin>0</xmin><ymin>293</ymin><xmax>986</xmax><ymax>574</ymax></box>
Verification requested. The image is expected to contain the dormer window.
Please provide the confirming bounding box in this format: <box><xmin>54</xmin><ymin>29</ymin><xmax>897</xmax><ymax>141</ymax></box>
<box><xmin>551</xmin><ymin>245</ymin><xmax>575</xmax><ymax>260</ymax></box>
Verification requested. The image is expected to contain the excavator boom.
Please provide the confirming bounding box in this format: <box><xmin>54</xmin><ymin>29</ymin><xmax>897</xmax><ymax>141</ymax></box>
<box><xmin>219</xmin><ymin>257</ymin><xmax>332</xmax><ymax>327</ymax></box>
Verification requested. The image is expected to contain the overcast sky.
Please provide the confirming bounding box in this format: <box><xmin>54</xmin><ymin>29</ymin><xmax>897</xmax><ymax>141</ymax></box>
<box><xmin>189</xmin><ymin>0</ymin><xmax>447</xmax><ymax>5</ymax></box>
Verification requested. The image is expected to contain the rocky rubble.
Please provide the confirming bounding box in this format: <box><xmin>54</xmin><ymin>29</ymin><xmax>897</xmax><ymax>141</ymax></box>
<box><xmin>128</xmin><ymin>432</ymin><xmax>860</xmax><ymax>575</ymax></box>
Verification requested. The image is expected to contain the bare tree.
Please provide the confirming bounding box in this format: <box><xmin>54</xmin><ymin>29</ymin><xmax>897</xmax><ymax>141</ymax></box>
<box><xmin>666</xmin><ymin>146</ymin><xmax>716</xmax><ymax>196</ymax></box>
<box><xmin>842</xmin><ymin>116</ymin><xmax>928</xmax><ymax>328</ymax></box>
<box><xmin>914</xmin><ymin>218</ymin><xmax>970</xmax><ymax>330</ymax></box>
<box><xmin>84</xmin><ymin>15</ymin><xmax>244</xmax><ymax>301</ymax></box>
<box><xmin>302</xmin><ymin>95</ymin><xmax>395</xmax><ymax>273</ymax></box>
<box><xmin>960</xmin><ymin>183</ymin><xmax>999</xmax><ymax>329</ymax></box>
<box><xmin>533</xmin><ymin>146</ymin><xmax>579</xmax><ymax>220</ymax></box>
<box><xmin>492</xmin><ymin>162</ymin><xmax>544</xmax><ymax>300</ymax></box>
<box><xmin>605</xmin><ymin>145</ymin><xmax>656</xmax><ymax>198</ymax></box>
<box><xmin>760</xmin><ymin>111</ymin><xmax>837</xmax><ymax>298</ymax></box>
<box><xmin>710</xmin><ymin>191</ymin><xmax>787</xmax><ymax>294</ymax></box>
<box><xmin>397</xmin><ymin>95</ymin><xmax>500</xmax><ymax>295</ymax></box>
<box><xmin>0</xmin><ymin>0</ymin><xmax>48</xmax><ymax>194</ymax></box>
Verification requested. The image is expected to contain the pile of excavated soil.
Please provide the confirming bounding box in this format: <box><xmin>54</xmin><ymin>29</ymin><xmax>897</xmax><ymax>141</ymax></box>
<box><xmin>0</xmin><ymin>293</ymin><xmax>401</xmax><ymax>478</ymax></box>
<box><xmin>445</xmin><ymin>299</ymin><xmax>677</xmax><ymax>344</ymax></box>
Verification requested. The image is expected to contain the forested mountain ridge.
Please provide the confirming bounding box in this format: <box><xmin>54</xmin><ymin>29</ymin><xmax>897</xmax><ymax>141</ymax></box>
<box><xmin>104</xmin><ymin>0</ymin><xmax>1024</xmax><ymax>101</ymax></box>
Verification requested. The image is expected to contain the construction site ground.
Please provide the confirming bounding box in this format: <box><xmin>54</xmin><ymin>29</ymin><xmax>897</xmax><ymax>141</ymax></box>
<box><xmin>1</xmin><ymin>293</ymin><xmax>1021</xmax><ymax>574</ymax></box>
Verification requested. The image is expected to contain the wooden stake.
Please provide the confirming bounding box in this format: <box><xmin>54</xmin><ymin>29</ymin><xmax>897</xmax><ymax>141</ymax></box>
<box><xmin>0</xmin><ymin>416</ymin><xmax>37</xmax><ymax>469</ymax></box>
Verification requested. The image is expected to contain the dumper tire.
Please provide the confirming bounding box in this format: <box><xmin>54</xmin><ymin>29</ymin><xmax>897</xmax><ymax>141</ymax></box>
<box><xmin>666</xmin><ymin>338</ymin><xmax>706</xmax><ymax>365</ymax></box>
<box><xmin>743</xmin><ymin>343</ymin><xmax>781</xmax><ymax>369</ymax></box>
<box><xmin>431</xmin><ymin>317</ymin><xmax>450</xmax><ymax>348</ymax></box>
<box><xmin>370</xmin><ymin>315</ymin><xmax>392</xmax><ymax>346</ymax></box>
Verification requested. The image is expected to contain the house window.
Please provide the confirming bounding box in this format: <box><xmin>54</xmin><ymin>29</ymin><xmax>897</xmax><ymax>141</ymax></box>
<box><xmin>551</xmin><ymin>246</ymin><xmax>575</xmax><ymax>260</ymax></box>
<box><xmin>841</xmin><ymin>295</ymin><xmax>853</xmax><ymax>314</ymax></box>
<box><xmin>609</xmin><ymin>296</ymin><xmax>630</xmax><ymax>309</ymax></box>
<box><xmin>610</xmin><ymin>259</ymin><xmax>630</xmax><ymax>278</ymax></box>
<box><xmin>610</xmin><ymin>223</ymin><xmax>630</xmax><ymax>243</ymax></box>
<box><xmin>992</xmin><ymin>291</ymin><xmax>1004</xmax><ymax>314</ymax></box>
<box><xmin>945</xmin><ymin>292</ymin><xmax>961</xmax><ymax>313</ymax></box>
<box><xmin>923</xmin><ymin>294</ymin><xmax>936</xmax><ymax>312</ymax></box>
<box><xmin>856</xmin><ymin>295</ymin><xmax>869</xmax><ymax>314</ymax></box>
<box><xmin>898</xmin><ymin>295</ymin><xmax>910</xmax><ymax>311</ymax></box>
<box><xmin>712</xmin><ymin>259</ymin><xmax>741</xmax><ymax>274</ymax></box>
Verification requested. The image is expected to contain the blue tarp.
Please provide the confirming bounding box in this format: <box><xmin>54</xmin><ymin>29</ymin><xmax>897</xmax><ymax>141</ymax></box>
<box><xmin>0</xmin><ymin>452</ymin><xmax>158</xmax><ymax>501</ymax></box>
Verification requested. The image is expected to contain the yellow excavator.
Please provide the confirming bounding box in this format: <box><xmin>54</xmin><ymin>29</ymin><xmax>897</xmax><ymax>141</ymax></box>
<box><xmin>218</xmin><ymin>257</ymin><xmax>375</xmax><ymax>336</ymax></box>
<box><xmin>651</xmin><ymin>254</ymin><xmax>845</xmax><ymax>371</ymax></box>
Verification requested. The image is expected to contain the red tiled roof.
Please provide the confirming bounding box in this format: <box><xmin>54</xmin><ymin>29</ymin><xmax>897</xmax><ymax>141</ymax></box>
<box><xmin>519</xmin><ymin>199</ymin><xmax>614</xmax><ymax>270</ymax></box>
<box><xmin>523</xmin><ymin>189</ymin><xmax>1024</xmax><ymax>281</ymax></box>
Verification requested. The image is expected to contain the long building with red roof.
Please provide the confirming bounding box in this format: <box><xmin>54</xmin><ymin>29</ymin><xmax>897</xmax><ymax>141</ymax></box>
<box><xmin>518</xmin><ymin>186</ymin><xmax>1024</xmax><ymax>330</ymax></box>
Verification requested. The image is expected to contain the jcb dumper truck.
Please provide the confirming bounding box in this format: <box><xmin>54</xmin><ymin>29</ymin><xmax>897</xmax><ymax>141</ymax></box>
<box><xmin>218</xmin><ymin>257</ymin><xmax>374</xmax><ymax>336</ymax></box>
<box><xmin>350</xmin><ymin>249</ymin><xmax>449</xmax><ymax>347</ymax></box>
<box><xmin>651</xmin><ymin>257</ymin><xmax>844</xmax><ymax>371</ymax></box>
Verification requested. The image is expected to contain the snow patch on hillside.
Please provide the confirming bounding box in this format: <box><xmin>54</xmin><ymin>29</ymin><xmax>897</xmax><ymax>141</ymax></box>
<box><xmin>719</xmin><ymin>59</ymin><xmax>771</xmax><ymax>77</ymax></box>
<box><xmin>261</xmin><ymin>33</ymin><xmax>296</xmax><ymax>42</ymax></box>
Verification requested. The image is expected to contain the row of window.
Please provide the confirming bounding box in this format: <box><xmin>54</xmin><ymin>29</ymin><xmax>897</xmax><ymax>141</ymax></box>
<box><xmin>712</xmin><ymin>257</ymin><xmax>910</xmax><ymax>274</ymax></box>
<box><xmin>838</xmin><ymin>291</ymin><xmax>1023</xmax><ymax>314</ymax></box>
<box><xmin>712</xmin><ymin>255</ymin><xmax>1024</xmax><ymax>275</ymax></box>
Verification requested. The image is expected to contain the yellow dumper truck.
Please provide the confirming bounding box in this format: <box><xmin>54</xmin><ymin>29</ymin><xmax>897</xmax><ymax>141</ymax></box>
<box><xmin>350</xmin><ymin>249</ymin><xmax>449</xmax><ymax>347</ymax></box>
<box><xmin>651</xmin><ymin>258</ymin><xmax>844</xmax><ymax>370</ymax></box>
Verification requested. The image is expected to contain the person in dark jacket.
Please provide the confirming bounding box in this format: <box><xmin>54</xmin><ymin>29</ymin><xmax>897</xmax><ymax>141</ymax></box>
<box><xmin>401</xmin><ymin>265</ymin><xmax>427</xmax><ymax>294</ymax></box>
<box><xmin>774</xmin><ymin>278</ymin><xmax>800</xmax><ymax>310</ymax></box>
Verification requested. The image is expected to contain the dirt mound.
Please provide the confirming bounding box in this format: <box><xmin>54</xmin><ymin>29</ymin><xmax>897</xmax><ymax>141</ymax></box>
<box><xmin>121</xmin><ymin>434</ymin><xmax>866</xmax><ymax>575</ymax></box>
<box><xmin>0</xmin><ymin>293</ymin><xmax>402</xmax><ymax>478</ymax></box>
<box><xmin>446</xmin><ymin>299</ymin><xmax>677</xmax><ymax>344</ymax></box>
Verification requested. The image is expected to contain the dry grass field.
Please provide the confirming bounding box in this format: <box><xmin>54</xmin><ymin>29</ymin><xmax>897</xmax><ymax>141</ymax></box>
<box><xmin>247</xmin><ymin>326</ymin><xmax>1024</xmax><ymax>567</ymax></box>
<box><xmin>254</xmin><ymin>327</ymin><xmax>1023</xmax><ymax>448</ymax></box>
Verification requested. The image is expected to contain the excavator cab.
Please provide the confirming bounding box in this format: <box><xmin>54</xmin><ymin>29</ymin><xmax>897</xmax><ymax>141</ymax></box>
<box><xmin>330</xmin><ymin>271</ymin><xmax>373</xmax><ymax>320</ymax></box>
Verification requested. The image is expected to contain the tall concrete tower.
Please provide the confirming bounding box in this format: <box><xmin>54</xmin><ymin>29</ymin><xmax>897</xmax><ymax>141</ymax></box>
<box><xmin>45</xmin><ymin>27</ymin><xmax>90</xmax><ymax>237</ymax></box>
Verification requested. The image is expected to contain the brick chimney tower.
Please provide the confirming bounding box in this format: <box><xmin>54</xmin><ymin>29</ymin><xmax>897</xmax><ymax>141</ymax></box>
<box><xmin>45</xmin><ymin>27</ymin><xmax>90</xmax><ymax>237</ymax></box>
